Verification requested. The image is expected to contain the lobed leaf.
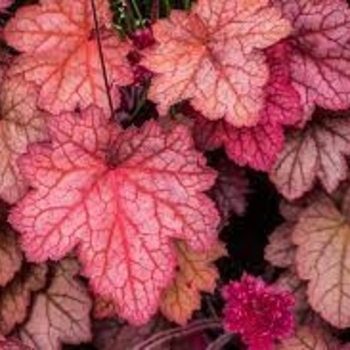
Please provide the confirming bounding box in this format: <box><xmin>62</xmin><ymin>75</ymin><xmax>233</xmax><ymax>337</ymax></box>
<box><xmin>9</xmin><ymin>106</ymin><xmax>219</xmax><ymax>324</ymax></box>
<box><xmin>142</xmin><ymin>0</ymin><xmax>291</xmax><ymax>126</ymax></box>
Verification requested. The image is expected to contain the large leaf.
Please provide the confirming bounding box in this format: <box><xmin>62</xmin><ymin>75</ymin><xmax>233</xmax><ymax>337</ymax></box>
<box><xmin>19</xmin><ymin>259</ymin><xmax>91</xmax><ymax>350</ymax></box>
<box><xmin>4</xmin><ymin>0</ymin><xmax>133</xmax><ymax>115</ymax></box>
<box><xmin>270</xmin><ymin>110</ymin><xmax>350</xmax><ymax>200</ymax></box>
<box><xmin>275</xmin><ymin>0</ymin><xmax>350</xmax><ymax>120</ymax></box>
<box><xmin>160</xmin><ymin>241</ymin><xmax>226</xmax><ymax>325</ymax></box>
<box><xmin>0</xmin><ymin>75</ymin><xmax>48</xmax><ymax>204</ymax></box>
<box><xmin>142</xmin><ymin>0</ymin><xmax>290</xmax><ymax>126</ymax></box>
<box><xmin>293</xmin><ymin>196</ymin><xmax>350</xmax><ymax>328</ymax></box>
<box><xmin>9</xmin><ymin>106</ymin><xmax>219</xmax><ymax>325</ymax></box>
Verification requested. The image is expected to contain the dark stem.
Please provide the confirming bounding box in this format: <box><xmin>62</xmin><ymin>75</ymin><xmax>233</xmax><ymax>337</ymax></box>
<box><xmin>90</xmin><ymin>0</ymin><xmax>114</xmax><ymax>118</ymax></box>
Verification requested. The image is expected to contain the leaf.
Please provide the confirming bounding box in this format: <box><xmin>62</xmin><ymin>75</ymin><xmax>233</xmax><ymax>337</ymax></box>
<box><xmin>0</xmin><ymin>0</ymin><xmax>13</xmax><ymax>13</ymax></box>
<box><xmin>0</xmin><ymin>227</ymin><xmax>22</xmax><ymax>287</ymax></box>
<box><xmin>292</xmin><ymin>196</ymin><xmax>350</xmax><ymax>328</ymax></box>
<box><xmin>265</xmin><ymin>223</ymin><xmax>295</xmax><ymax>268</ymax></box>
<box><xmin>4</xmin><ymin>0</ymin><xmax>133</xmax><ymax>115</ymax></box>
<box><xmin>208</xmin><ymin>160</ymin><xmax>249</xmax><ymax>222</ymax></box>
<box><xmin>0</xmin><ymin>74</ymin><xmax>48</xmax><ymax>204</ymax></box>
<box><xmin>191</xmin><ymin>41</ymin><xmax>301</xmax><ymax>171</ymax></box>
<box><xmin>275</xmin><ymin>270</ymin><xmax>311</xmax><ymax>324</ymax></box>
<box><xmin>160</xmin><ymin>241</ymin><xmax>226</xmax><ymax>325</ymax></box>
<box><xmin>276</xmin><ymin>326</ymin><xmax>340</xmax><ymax>350</ymax></box>
<box><xmin>275</xmin><ymin>0</ymin><xmax>350</xmax><ymax>120</ymax></box>
<box><xmin>0</xmin><ymin>337</ymin><xmax>33</xmax><ymax>350</ymax></box>
<box><xmin>0</xmin><ymin>264</ymin><xmax>47</xmax><ymax>335</ymax></box>
<box><xmin>270</xmin><ymin>110</ymin><xmax>350</xmax><ymax>200</ymax></box>
<box><xmin>19</xmin><ymin>258</ymin><xmax>92</xmax><ymax>350</ymax></box>
<box><xmin>142</xmin><ymin>0</ymin><xmax>291</xmax><ymax>126</ymax></box>
<box><xmin>9</xmin><ymin>106</ymin><xmax>219</xmax><ymax>325</ymax></box>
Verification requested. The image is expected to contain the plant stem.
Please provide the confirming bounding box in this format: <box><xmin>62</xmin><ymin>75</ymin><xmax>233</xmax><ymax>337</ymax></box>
<box><xmin>130</xmin><ymin>0</ymin><xmax>144</xmax><ymax>27</ymax></box>
<box><xmin>163</xmin><ymin>0</ymin><xmax>171</xmax><ymax>16</ymax></box>
<box><xmin>132</xmin><ymin>319</ymin><xmax>222</xmax><ymax>350</ymax></box>
<box><xmin>183</xmin><ymin>0</ymin><xmax>191</xmax><ymax>10</ymax></box>
<box><xmin>206</xmin><ymin>333</ymin><xmax>233</xmax><ymax>350</ymax></box>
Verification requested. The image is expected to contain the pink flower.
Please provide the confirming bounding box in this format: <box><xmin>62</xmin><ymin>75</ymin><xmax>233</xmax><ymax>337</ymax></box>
<box><xmin>222</xmin><ymin>274</ymin><xmax>295</xmax><ymax>350</ymax></box>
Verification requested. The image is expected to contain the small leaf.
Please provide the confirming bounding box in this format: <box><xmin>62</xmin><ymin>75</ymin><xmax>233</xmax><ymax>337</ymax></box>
<box><xmin>142</xmin><ymin>0</ymin><xmax>290</xmax><ymax>126</ymax></box>
<box><xmin>208</xmin><ymin>160</ymin><xmax>249</xmax><ymax>222</ymax></box>
<box><xmin>4</xmin><ymin>0</ymin><xmax>133</xmax><ymax>115</ymax></box>
<box><xmin>9</xmin><ymin>106</ymin><xmax>219</xmax><ymax>325</ymax></box>
<box><xmin>276</xmin><ymin>326</ymin><xmax>339</xmax><ymax>350</ymax></box>
<box><xmin>0</xmin><ymin>227</ymin><xmax>22</xmax><ymax>287</ymax></box>
<box><xmin>265</xmin><ymin>223</ymin><xmax>295</xmax><ymax>268</ymax></box>
<box><xmin>293</xmin><ymin>196</ymin><xmax>350</xmax><ymax>328</ymax></box>
<box><xmin>160</xmin><ymin>241</ymin><xmax>226</xmax><ymax>325</ymax></box>
<box><xmin>0</xmin><ymin>75</ymin><xmax>48</xmax><ymax>204</ymax></box>
<box><xmin>0</xmin><ymin>264</ymin><xmax>47</xmax><ymax>335</ymax></box>
<box><xmin>270</xmin><ymin>110</ymin><xmax>350</xmax><ymax>200</ymax></box>
<box><xmin>20</xmin><ymin>258</ymin><xmax>92</xmax><ymax>350</ymax></box>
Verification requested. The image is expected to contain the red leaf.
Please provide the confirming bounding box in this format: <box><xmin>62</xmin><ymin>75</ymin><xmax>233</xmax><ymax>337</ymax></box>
<box><xmin>9</xmin><ymin>106</ymin><xmax>219</xmax><ymax>325</ymax></box>
<box><xmin>4</xmin><ymin>0</ymin><xmax>133</xmax><ymax>115</ymax></box>
<box><xmin>0</xmin><ymin>75</ymin><xmax>48</xmax><ymax>204</ymax></box>
<box><xmin>142</xmin><ymin>0</ymin><xmax>291</xmax><ymax>126</ymax></box>
<box><xmin>208</xmin><ymin>160</ymin><xmax>249</xmax><ymax>222</ymax></box>
<box><xmin>270</xmin><ymin>110</ymin><xmax>350</xmax><ymax>200</ymax></box>
<box><xmin>19</xmin><ymin>258</ymin><xmax>91</xmax><ymax>350</ymax></box>
<box><xmin>276</xmin><ymin>0</ymin><xmax>350</xmax><ymax>120</ymax></box>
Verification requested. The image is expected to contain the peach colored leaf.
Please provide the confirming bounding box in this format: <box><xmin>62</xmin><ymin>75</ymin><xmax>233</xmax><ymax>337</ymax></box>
<box><xmin>190</xmin><ymin>41</ymin><xmax>301</xmax><ymax>171</ymax></box>
<box><xmin>4</xmin><ymin>0</ymin><xmax>133</xmax><ymax>115</ymax></box>
<box><xmin>270</xmin><ymin>110</ymin><xmax>350</xmax><ymax>200</ymax></box>
<box><xmin>208</xmin><ymin>160</ymin><xmax>249</xmax><ymax>222</ymax></box>
<box><xmin>0</xmin><ymin>75</ymin><xmax>48</xmax><ymax>204</ymax></box>
<box><xmin>160</xmin><ymin>241</ymin><xmax>226</xmax><ymax>325</ymax></box>
<box><xmin>275</xmin><ymin>0</ymin><xmax>350</xmax><ymax>120</ymax></box>
<box><xmin>276</xmin><ymin>326</ymin><xmax>340</xmax><ymax>350</ymax></box>
<box><xmin>9</xmin><ymin>106</ymin><xmax>219</xmax><ymax>325</ymax></box>
<box><xmin>0</xmin><ymin>228</ymin><xmax>22</xmax><ymax>287</ymax></box>
<box><xmin>0</xmin><ymin>264</ymin><xmax>47</xmax><ymax>335</ymax></box>
<box><xmin>142</xmin><ymin>0</ymin><xmax>291</xmax><ymax>127</ymax></box>
<box><xmin>293</xmin><ymin>196</ymin><xmax>350</xmax><ymax>328</ymax></box>
<box><xmin>265</xmin><ymin>223</ymin><xmax>295</xmax><ymax>268</ymax></box>
<box><xmin>19</xmin><ymin>258</ymin><xmax>91</xmax><ymax>350</ymax></box>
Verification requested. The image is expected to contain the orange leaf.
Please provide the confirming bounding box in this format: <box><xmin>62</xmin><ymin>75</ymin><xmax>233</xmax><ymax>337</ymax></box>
<box><xmin>160</xmin><ymin>241</ymin><xmax>226</xmax><ymax>325</ymax></box>
<box><xmin>4</xmin><ymin>0</ymin><xmax>133</xmax><ymax>115</ymax></box>
<box><xmin>142</xmin><ymin>0</ymin><xmax>290</xmax><ymax>127</ymax></box>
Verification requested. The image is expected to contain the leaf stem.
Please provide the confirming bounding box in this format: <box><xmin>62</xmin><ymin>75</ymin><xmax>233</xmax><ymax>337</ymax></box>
<box><xmin>90</xmin><ymin>0</ymin><xmax>114</xmax><ymax>118</ymax></box>
<box><xmin>183</xmin><ymin>0</ymin><xmax>191</xmax><ymax>10</ymax></box>
<box><xmin>132</xmin><ymin>319</ymin><xmax>222</xmax><ymax>350</ymax></box>
<box><xmin>163</xmin><ymin>0</ymin><xmax>171</xmax><ymax>16</ymax></box>
<box><xmin>205</xmin><ymin>333</ymin><xmax>233</xmax><ymax>350</ymax></box>
<box><xmin>130</xmin><ymin>0</ymin><xmax>145</xmax><ymax>27</ymax></box>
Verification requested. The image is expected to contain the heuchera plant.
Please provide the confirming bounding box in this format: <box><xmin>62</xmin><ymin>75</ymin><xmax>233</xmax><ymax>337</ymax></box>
<box><xmin>1</xmin><ymin>0</ymin><xmax>350</xmax><ymax>349</ymax></box>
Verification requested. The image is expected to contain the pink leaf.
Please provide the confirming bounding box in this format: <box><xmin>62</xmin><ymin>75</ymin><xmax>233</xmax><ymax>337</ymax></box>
<box><xmin>276</xmin><ymin>0</ymin><xmax>350</xmax><ymax>120</ymax></box>
<box><xmin>142</xmin><ymin>0</ymin><xmax>291</xmax><ymax>126</ymax></box>
<box><xmin>9</xmin><ymin>106</ymin><xmax>219</xmax><ymax>325</ymax></box>
<box><xmin>293</xmin><ymin>196</ymin><xmax>350</xmax><ymax>328</ymax></box>
<box><xmin>0</xmin><ymin>75</ymin><xmax>49</xmax><ymax>204</ymax></box>
<box><xmin>19</xmin><ymin>258</ymin><xmax>91</xmax><ymax>350</ymax></box>
<box><xmin>4</xmin><ymin>0</ymin><xmax>133</xmax><ymax>115</ymax></box>
<box><xmin>0</xmin><ymin>338</ymin><xmax>33</xmax><ymax>350</ymax></box>
<box><xmin>270</xmin><ymin>110</ymin><xmax>350</xmax><ymax>200</ymax></box>
<box><xmin>0</xmin><ymin>0</ymin><xmax>13</xmax><ymax>13</ymax></box>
